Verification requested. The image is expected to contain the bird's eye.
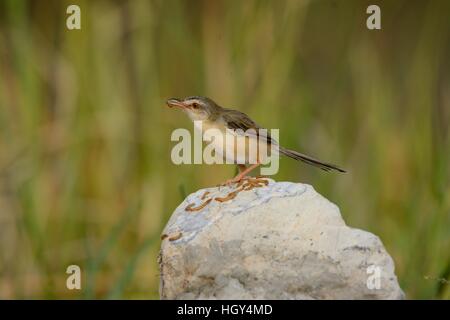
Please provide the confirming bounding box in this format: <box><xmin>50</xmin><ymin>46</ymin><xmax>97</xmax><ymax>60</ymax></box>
<box><xmin>192</xmin><ymin>103</ymin><xmax>199</xmax><ymax>109</ymax></box>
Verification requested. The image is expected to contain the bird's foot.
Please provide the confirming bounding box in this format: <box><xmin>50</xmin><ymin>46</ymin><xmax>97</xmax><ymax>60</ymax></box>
<box><xmin>219</xmin><ymin>176</ymin><xmax>268</xmax><ymax>188</ymax></box>
<box><xmin>219</xmin><ymin>176</ymin><xmax>251</xmax><ymax>187</ymax></box>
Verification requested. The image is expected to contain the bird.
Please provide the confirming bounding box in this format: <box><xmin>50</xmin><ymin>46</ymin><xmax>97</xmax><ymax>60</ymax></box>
<box><xmin>166</xmin><ymin>96</ymin><xmax>345</xmax><ymax>184</ymax></box>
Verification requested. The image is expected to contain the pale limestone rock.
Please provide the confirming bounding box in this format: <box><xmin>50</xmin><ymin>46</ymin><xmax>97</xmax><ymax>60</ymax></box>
<box><xmin>159</xmin><ymin>180</ymin><xmax>404</xmax><ymax>300</ymax></box>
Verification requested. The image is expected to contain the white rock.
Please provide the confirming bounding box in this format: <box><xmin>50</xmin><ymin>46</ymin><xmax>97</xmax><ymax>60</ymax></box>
<box><xmin>159</xmin><ymin>180</ymin><xmax>404</xmax><ymax>300</ymax></box>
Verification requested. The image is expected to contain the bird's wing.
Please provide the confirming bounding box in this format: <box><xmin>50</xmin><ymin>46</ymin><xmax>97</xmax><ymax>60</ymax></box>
<box><xmin>221</xmin><ymin>109</ymin><xmax>277</xmax><ymax>145</ymax></box>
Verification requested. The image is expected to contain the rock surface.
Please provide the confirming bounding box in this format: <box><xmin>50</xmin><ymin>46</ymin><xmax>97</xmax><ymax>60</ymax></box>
<box><xmin>159</xmin><ymin>179</ymin><xmax>404</xmax><ymax>299</ymax></box>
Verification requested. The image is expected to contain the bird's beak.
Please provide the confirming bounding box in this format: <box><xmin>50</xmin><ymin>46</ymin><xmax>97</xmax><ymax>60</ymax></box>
<box><xmin>166</xmin><ymin>98</ymin><xmax>187</xmax><ymax>109</ymax></box>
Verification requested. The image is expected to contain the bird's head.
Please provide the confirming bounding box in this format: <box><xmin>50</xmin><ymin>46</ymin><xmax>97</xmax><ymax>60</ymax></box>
<box><xmin>166</xmin><ymin>96</ymin><xmax>220</xmax><ymax>121</ymax></box>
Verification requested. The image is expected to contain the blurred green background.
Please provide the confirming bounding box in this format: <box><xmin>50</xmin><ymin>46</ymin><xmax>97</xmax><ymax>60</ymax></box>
<box><xmin>0</xmin><ymin>0</ymin><xmax>449</xmax><ymax>299</ymax></box>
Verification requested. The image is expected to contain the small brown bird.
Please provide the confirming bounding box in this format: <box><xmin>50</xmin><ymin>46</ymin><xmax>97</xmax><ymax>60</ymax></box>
<box><xmin>167</xmin><ymin>96</ymin><xmax>345</xmax><ymax>184</ymax></box>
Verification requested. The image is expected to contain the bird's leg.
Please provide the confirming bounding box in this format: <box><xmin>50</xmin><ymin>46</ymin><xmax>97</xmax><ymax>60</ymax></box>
<box><xmin>238</xmin><ymin>164</ymin><xmax>247</xmax><ymax>174</ymax></box>
<box><xmin>221</xmin><ymin>165</ymin><xmax>246</xmax><ymax>186</ymax></box>
<box><xmin>223</xmin><ymin>163</ymin><xmax>260</xmax><ymax>185</ymax></box>
<box><xmin>234</xmin><ymin>163</ymin><xmax>260</xmax><ymax>181</ymax></box>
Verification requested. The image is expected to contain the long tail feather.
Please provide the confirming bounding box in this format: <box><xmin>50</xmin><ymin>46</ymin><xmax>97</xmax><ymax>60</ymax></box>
<box><xmin>279</xmin><ymin>147</ymin><xmax>346</xmax><ymax>173</ymax></box>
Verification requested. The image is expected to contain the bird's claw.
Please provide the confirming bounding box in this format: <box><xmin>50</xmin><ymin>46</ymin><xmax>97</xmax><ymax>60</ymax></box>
<box><xmin>218</xmin><ymin>176</ymin><xmax>269</xmax><ymax>188</ymax></box>
<box><xmin>219</xmin><ymin>176</ymin><xmax>251</xmax><ymax>187</ymax></box>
